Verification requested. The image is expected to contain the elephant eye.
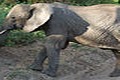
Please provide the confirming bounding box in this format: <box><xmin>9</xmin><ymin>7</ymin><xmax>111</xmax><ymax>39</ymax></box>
<box><xmin>11</xmin><ymin>16</ymin><xmax>16</xmax><ymax>22</ymax></box>
<box><xmin>11</xmin><ymin>16</ymin><xmax>15</xmax><ymax>19</ymax></box>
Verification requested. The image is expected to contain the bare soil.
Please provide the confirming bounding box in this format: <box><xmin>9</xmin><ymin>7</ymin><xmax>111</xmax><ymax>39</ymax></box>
<box><xmin>0</xmin><ymin>41</ymin><xmax>120</xmax><ymax>80</ymax></box>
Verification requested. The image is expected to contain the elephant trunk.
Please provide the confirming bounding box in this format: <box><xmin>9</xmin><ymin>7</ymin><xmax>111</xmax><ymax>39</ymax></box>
<box><xmin>2</xmin><ymin>19</ymin><xmax>15</xmax><ymax>30</ymax></box>
<box><xmin>0</xmin><ymin>23</ymin><xmax>11</xmax><ymax>46</ymax></box>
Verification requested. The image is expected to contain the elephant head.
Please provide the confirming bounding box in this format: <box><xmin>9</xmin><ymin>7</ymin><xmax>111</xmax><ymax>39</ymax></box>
<box><xmin>1</xmin><ymin>3</ymin><xmax>53</xmax><ymax>33</ymax></box>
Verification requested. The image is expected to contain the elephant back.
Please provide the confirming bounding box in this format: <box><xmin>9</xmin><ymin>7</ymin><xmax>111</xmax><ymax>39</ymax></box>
<box><xmin>68</xmin><ymin>4</ymin><xmax>118</xmax><ymax>30</ymax></box>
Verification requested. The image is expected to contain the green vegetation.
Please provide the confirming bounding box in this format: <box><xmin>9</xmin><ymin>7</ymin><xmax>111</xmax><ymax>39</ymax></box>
<box><xmin>4</xmin><ymin>30</ymin><xmax>45</xmax><ymax>46</ymax></box>
<box><xmin>0</xmin><ymin>4</ymin><xmax>11</xmax><ymax>25</ymax></box>
<box><xmin>0</xmin><ymin>0</ymin><xmax>120</xmax><ymax>46</ymax></box>
<box><xmin>69</xmin><ymin>0</ymin><xmax>117</xmax><ymax>6</ymax></box>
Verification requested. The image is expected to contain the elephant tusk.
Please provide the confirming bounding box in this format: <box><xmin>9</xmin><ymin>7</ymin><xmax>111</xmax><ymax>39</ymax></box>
<box><xmin>0</xmin><ymin>30</ymin><xmax>7</xmax><ymax>34</ymax></box>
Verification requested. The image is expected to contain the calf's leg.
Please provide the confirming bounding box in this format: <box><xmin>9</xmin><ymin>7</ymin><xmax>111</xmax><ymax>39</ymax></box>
<box><xmin>29</xmin><ymin>45</ymin><xmax>47</xmax><ymax>71</ymax></box>
<box><xmin>110</xmin><ymin>50</ymin><xmax>120</xmax><ymax>77</ymax></box>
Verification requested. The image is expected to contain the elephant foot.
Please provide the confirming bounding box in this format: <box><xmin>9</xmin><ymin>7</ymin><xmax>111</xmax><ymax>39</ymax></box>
<box><xmin>42</xmin><ymin>69</ymin><xmax>56</xmax><ymax>77</ymax></box>
<box><xmin>29</xmin><ymin>63</ymin><xmax>43</xmax><ymax>72</ymax></box>
<box><xmin>109</xmin><ymin>69</ymin><xmax>120</xmax><ymax>77</ymax></box>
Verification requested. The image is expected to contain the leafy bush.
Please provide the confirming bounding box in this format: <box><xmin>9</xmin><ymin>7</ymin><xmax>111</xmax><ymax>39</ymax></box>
<box><xmin>0</xmin><ymin>4</ymin><xmax>11</xmax><ymax>25</ymax></box>
<box><xmin>69</xmin><ymin>0</ymin><xmax>117</xmax><ymax>6</ymax></box>
<box><xmin>4</xmin><ymin>30</ymin><xmax>45</xmax><ymax>46</ymax></box>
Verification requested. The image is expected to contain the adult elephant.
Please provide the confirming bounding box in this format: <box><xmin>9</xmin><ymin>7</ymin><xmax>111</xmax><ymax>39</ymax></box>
<box><xmin>1</xmin><ymin>2</ymin><xmax>120</xmax><ymax>77</ymax></box>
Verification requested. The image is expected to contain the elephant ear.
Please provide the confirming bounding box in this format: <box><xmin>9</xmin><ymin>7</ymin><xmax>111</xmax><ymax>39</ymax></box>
<box><xmin>23</xmin><ymin>3</ymin><xmax>53</xmax><ymax>32</ymax></box>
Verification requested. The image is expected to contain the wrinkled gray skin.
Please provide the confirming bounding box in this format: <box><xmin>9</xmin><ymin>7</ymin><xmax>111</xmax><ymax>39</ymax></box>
<box><xmin>1</xmin><ymin>2</ymin><xmax>120</xmax><ymax>77</ymax></box>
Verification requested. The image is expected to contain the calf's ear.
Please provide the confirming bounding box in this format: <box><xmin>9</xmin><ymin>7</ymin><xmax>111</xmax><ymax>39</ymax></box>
<box><xmin>23</xmin><ymin>3</ymin><xmax>53</xmax><ymax>32</ymax></box>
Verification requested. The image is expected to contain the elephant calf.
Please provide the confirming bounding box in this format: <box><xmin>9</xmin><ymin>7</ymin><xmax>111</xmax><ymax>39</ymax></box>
<box><xmin>1</xmin><ymin>2</ymin><xmax>120</xmax><ymax>77</ymax></box>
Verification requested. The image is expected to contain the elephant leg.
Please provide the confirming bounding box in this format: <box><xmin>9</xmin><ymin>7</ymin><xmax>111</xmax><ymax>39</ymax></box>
<box><xmin>29</xmin><ymin>46</ymin><xmax>47</xmax><ymax>71</ymax></box>
<box><xmin>42</xmin><ymin>35</ymin><xmax>67</xmax><ymax>77</ymax></box>
<box><xmin>110</xmin><ymin>50</ymin><xmax>120</xmax><ymax>77</ymax></box>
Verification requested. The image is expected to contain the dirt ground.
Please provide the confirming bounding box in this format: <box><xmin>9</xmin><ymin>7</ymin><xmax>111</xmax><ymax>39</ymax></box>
<box><xmin>0</xmin><ymin>41</ymin><xmax>120</xmax><ymax>80</ymax></box>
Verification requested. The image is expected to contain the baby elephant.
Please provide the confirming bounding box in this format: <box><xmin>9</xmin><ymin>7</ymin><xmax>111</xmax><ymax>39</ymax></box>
<box><xmin>1</xmin><ymin>2</ymin><xmax>120</xmax><ymax>77</ymax></box>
